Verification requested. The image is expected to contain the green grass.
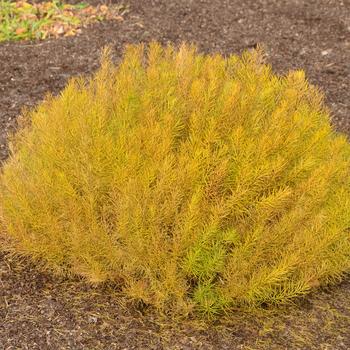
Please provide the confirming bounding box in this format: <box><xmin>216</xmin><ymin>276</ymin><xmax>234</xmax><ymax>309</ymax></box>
<box><xmin>0</xmin><ymin>0</ymin><xmax>124</xmax><ymax>42</ymax></box>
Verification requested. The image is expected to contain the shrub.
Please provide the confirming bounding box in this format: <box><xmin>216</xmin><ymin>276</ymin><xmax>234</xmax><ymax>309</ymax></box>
<box><xmin>1</xmin><ymin>43</ymin><xmax>350</xmax><ymax>318</ymax></box>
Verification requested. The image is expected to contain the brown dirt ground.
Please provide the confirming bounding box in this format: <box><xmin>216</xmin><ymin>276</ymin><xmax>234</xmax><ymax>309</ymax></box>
<box><xmin>0</xmin><ymin>0</ymin><xmax>350</xmax><ymax>349</ymax></box>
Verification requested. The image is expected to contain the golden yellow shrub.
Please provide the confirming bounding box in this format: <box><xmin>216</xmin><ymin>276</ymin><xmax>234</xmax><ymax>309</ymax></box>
<box><xmin>1</xmin><ymin>43</ymin><xmax>350</xmax><ymax>318</ymax></box>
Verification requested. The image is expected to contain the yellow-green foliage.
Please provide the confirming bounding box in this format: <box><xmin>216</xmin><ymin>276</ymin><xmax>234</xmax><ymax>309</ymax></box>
<box><xmin>1</xmin><ymin>43</ymin><xmax>350</xmax><ymax>318</ymax></box>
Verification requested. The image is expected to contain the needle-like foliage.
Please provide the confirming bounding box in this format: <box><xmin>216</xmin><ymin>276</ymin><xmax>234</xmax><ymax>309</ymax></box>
<box><xmin>1</xmin><ymin>43</ymin><xmax>350</xmax><ymax>318</ymax></box>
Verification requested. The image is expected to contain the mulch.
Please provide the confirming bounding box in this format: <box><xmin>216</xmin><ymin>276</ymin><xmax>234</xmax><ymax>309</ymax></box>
<box><xmin>0</xmin><ymin>0</ymin><xmax>350</xmax><ymax>348</ymax></box>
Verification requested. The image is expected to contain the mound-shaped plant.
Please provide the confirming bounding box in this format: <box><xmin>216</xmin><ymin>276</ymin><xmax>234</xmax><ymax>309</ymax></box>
<box><xmin>1</xmin><ymin>43</ymin><xmax>350</xmax><ymax>318</ymax></box>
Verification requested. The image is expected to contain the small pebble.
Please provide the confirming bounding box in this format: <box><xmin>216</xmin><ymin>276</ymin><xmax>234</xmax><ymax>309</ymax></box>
<box><xmin>88</xmin><ymin>315</ymin><xmax>98</xmax><ymax>323</ymax></box>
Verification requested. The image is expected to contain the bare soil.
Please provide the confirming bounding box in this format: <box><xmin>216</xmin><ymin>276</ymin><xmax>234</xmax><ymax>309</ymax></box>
<box><xmin>0</xmin><ymin>0</ymin><xmax>350</xmax><ymax>349</ymax></box>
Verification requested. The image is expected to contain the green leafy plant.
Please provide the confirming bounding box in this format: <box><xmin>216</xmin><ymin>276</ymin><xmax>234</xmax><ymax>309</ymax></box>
<box><xmin>0</xmin><ymin>0</ymin><xmax>126</xmax><ymax>42</ymax></box>
<box><xmin>1</xmin><ymin>43</ymin><xmax>349</xmax><ymax>318</ymax></box>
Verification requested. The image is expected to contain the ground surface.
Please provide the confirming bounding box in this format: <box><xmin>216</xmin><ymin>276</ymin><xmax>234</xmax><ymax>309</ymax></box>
<box><xmin>0</xmin><ymin>0</ymin><xmax>350</xmax><ymax>349</ymax></box>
